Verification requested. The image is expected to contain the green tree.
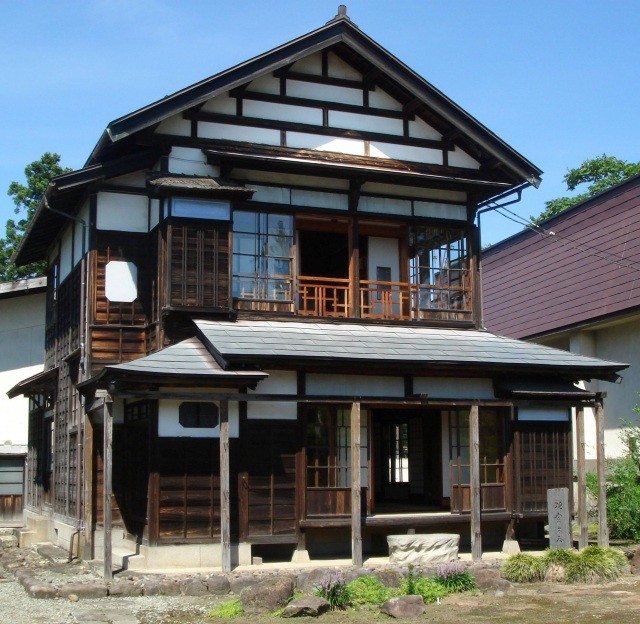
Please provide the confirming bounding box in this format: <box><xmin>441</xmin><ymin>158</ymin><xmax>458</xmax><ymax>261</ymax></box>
<box><xmin>531</xmin><ymin>155</ymin><xmax>640</xmax><ymax>224</ymax></box>
<box><xmin>0</xmin><ymin>152</ymin><xmax>72</xmax><ymax>281</ymax></box>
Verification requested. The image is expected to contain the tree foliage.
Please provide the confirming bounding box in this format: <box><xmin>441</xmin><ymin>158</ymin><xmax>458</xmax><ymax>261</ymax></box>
<box><xmin>0</xmin><ymin>152</ymin><xmax>71</xmax><ymax>282</ymax></box>
<box><xmin>531</xmin><ymin>154</ymin><xmax>640</xmax><ymax>224</ymax></box>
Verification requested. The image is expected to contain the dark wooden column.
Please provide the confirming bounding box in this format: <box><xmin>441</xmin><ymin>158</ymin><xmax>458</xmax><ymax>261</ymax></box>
<box><xmin>469</xmin><ymin>404</ymin><xmax>482</xmax><ymax>561</ymax></box>
<box><xmin>575</xmin><ymin>406</ymin><xmax>588</xmax><ymax>549</ymax></box>
<box><xmin>103</xmin><ymin>394</ymin><xmax>113</xmax><ymax>580</ymax></box>
<box><xmin>351</xmin><ymin>401</ymin><xmax>362</xmax><ymax>567</ymax></box>
<box><xmin>595</xmin><ymin>395</ymin><xmax>609</xmax><ymax>547</ymax></box>
<box><xmin>219</xmin><ymin>401</ymin><xmax>231</xmax><ymax>572</ymax></box>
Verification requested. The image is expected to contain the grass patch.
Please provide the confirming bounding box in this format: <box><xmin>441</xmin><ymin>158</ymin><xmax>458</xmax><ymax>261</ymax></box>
<box><xmin>345</xmin><ymin>575</ymin><xmax>395</xmax><ymax>606</ymax></box>
<box><xmin>403</xmin><ymin>576</ymin><xmax>449</xmax><ymax>604</ymax></box>
<box><xmin>542</xmin><ymin>547</ymin><xmax>578</xmax><ymax>568</ymax></box>
<box><xmin>206</xmin><ymin>598</ymin><xmax>243</xmax><ymax>618</ymax></box>
<box><xmin>501</xmin><ymin>552</ymin><xmax>545</xmax><ymax>583</ymax></box>
<box><xmin>564</xmin><ymin>546</ymin><xmax>627</xmax><ymax>583</ymax></box>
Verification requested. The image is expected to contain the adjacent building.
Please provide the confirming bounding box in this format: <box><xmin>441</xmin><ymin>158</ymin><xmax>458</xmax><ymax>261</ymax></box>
<box><xmin>482</xmin><ymin>174</ymin><xmax>640</xmax><ymax>465</ymax></box>
<box><xmin>8</xmin><ymin>9</ymin><xmax>626</xmax><ymax>569</ymax></box>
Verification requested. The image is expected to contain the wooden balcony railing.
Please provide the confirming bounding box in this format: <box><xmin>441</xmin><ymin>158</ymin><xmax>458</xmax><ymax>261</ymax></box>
<box><xmin>234</xmin><ymin>275</ymin><xmax>472</xmax><ymax>321</ymax></box>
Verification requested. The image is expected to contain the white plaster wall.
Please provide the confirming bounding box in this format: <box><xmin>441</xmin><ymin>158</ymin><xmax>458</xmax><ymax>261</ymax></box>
<box><xmin>201</xmin><ymin>93</ymin><xmax>237</xmax><ymax>115</ymax></box>
<box><xmin>286</xmin><ymin>81</ymin><xmax>363</xmax><ymax>106</ymax></box>
<box><xmin>198</xmin><ymin>122</ymin><xmax>281</xmax><ymax>145</ymax></box>
<box><xmin>96</xmin><ymin>192</ymin><xmax>148</xmax><ymax>233</ymax></box>
<box><xmin>306</xmin><ymin>374</ymin><xmax>404</xmax><ymax>397</ymax></box>
<box><xmin>74</xmin><ymin>202</ymin><xmax>90</xmax><ymax>260</ymax></box>
<box><xmin>291</xmin><ymin>54</ymin><xmax>322</xmax><ymax>75</ymax></box>
<box><xmin>149</xmin><ymin>199</ymin><xmax>160</xmax><ymax>230</ymax></box>
<box><xmin>155</xmin><ymin>114</ymin><xmax>192</xmax><ymax>136</ymax></box>
<box><xmin>290</xmin><ymin>189</ymin><xmax>348</xmax><ymax>210</ymax></box>
<box><xmin>329</xmin><ymin>111</ymin><xmax>403</xmax><ymax>135</ymax></box>
<box><xmin>287</xmin><ymin>133</ymin><xmax>365</xmax><ymax>155</ymax></box>
<box><xmin>368</xmin><ymin>237</ymin><xmax>400</xmax><ymax>283</ymax></box>
<box><xmin>106</xmin><ymin>172</ymin><xmax>147</xmax><ymax>188</ymax></box>
<box><xmin>414</xmin><ymin>201</ymin><xmax>467</xmax><ymax>221</ymax></box>
<box><xmin>158</xmin><ymin>399</ymin><xmax>239</xmax><ymax>438</ymax></box>
<box><xmin>413</xmin><ymin>377</ymin><xmax>495</xmax><ymax>400</ymax></box>
<box><xmin>244</xmin><ymin>100</ymin><xmax>322</xmax><ymax>125</ymax></box>
<box><xmin>369</xmin><ymin>142</ymin><xmax>442</xmax><ymax>165</ymax></box>
<box><xmin>249</xmin><ymin>185</ymin><xmax>292</xmax><ymax>205</ymax></box>
<box><xmin>448</xmin><ymin>147</ymin><xmax>480</xmax><ymax>169</ymax></box>
<box><xmin>518</xmin><ymin>407</ymin><xmax>570</xmax><ymax>421</ymax></box>
<box><xmin>168</xmin><ymin>146</ymin><xmax>219</xmax><ymax>176</ymax></box>
<box><xmin>368</xmin><ymin>88</ymin><xmax>403</xmax><ymax>111</ymax></box>
<box><xmin>0</xmin><ymin>292</ymin><xmax>45</xmax><ymax>448</ymax></box>
<box><xmin>359</xmin><ymin>196</ymin><xmax>412</xmax><ymax>216</ymax></box>
<box><xmin>59</xmin><ymin>224</ymin><xmax>74</xmax><ymax>281</ymax></box>
<box><xmin>362</xmin><ymin>182</ymin><xmax>466</xmax><ymax>203</ymax></box>
<box><xmin>248</xmin><ymin>74</ymin><xmax>281</xmax><ymax>95</ymax></box>
<box><xmin>409</xmin><ymin>118</ymin><xmax>441</xmax><ymax>140</ymax></box>
<box><xmin>236</xmin><ymin>169</ymin><xmax>348</xmax><ymax>191</ymax></box>
<box><xmin>327</xmin><ymin>53</ymin><xmax>361</xmax><ymax>80</ymax></box>
<box><xmin>248</xmin><ymin>370</ymin><xmax>297</xmax><ymax>420</ymax></box>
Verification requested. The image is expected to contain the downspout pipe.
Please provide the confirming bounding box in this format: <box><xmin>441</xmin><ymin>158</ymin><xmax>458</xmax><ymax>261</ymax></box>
<box><xmin>474</xmin><ymin>182</ymin><xmax>530</xmax><ymax>329</ymax></box>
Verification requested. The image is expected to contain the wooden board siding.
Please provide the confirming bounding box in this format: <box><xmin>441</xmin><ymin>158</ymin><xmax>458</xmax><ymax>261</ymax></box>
<box><xmin>89</xmin><ymin>231</ymin><xmax>157</xmax><ymax>372</ymax></box>
<box><xmin>149</xmin><ymin>438</ymin><xmax>239</xmax><ymax>543</ymax></box>
<box><xmin>482</xmin><ymin>176</ymin><xmax>640</xmax><ymax>339</ymax></box>
<box><xmin>165</xmin><ymin>221</ymin><xmax>230</xmax><ymax>311</ymax></box>
<box><xmin>513</xmin><ymin>422</ymin><xmax>572</xmax><ymax>514</ymax></box>
<box><xmin>239</xmin><ymin>420</ymin><xmax>298</xmax><ymax>539</ymax></box>
<box><xmin>45</xmin><ymin>264</ymin><xmax>81</xmax><ymax>369</ymax></box>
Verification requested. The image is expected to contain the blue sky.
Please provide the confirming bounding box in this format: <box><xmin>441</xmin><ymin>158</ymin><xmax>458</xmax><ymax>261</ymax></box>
<box><xmin>1</xmin><ymin>0</ymin><xmax>639</xmax><ymax>245</ymax></box>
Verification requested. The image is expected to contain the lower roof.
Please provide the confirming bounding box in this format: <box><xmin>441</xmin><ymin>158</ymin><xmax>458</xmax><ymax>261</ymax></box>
<box><xmin>194</xmin><ymin>319</ymin><xmax>626</xmax><ymax>382</ymax></box>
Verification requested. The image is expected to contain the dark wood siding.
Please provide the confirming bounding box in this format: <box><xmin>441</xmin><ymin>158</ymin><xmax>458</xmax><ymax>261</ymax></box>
<box><xmin>482</xmin><ymin>176</ymin><xmax>640</xmax><ymax>339</ymax></box>
<box><xmin>165</xmin><ymin>220</ymin><xmax>230</xmax><ymax>311</ymax></box>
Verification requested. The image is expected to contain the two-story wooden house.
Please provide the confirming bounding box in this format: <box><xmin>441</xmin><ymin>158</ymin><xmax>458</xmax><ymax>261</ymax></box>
<box><xmin>9</xmin><ymin>8</ymin><xmax>626</xmax><ymax>571</ymax></box>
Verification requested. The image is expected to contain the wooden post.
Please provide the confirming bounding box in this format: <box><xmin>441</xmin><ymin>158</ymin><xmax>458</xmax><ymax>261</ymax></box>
<box><xmin>82</xmin><ymin>414</ymin><xmax>94</xmax><ymax>561</ymax></box>
<box><xmin>469</xmin><ymin>404</ymin><xmax>482</xmax><ymax>561</ymax></box>
<box><xmin>575</xmin><ymin>406</ymin><xmax>588</xmax><ymax>549</ymax></box>
<box><xmin>595</xmin><ymin>396</ymin><xmax>609</xmax><ymax>547</ymax></box>
<box><xmin>219</xmin><ymin>401</ymin><xmax>231</xmax><ymax>572</ymax></box>
<box><xmin>350</xmin><ymin>401</ymin><xmax>362</xmax><ymax>567</ymax></box>
<box><xmin>103</xmin><ymin>395</ymin><xmax>113</xmax><ymax>580</ymax></box>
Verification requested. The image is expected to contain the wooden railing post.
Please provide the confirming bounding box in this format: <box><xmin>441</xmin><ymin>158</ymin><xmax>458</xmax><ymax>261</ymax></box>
<box><xmin>469</xmin><ymin>405</ymin><xmax>482</xmax><ymax>561</ymax></box>
<box><xmin>350</xmin><ymin>401</ymin><xmax>362</xmax><ymax>567</ymax></box>
<box><xmin>595</xmin><ymin>395</ymin><xmax>609</xmax><ymax>547</ymax></box>
<box><xmin>102</xmin><ymin>394</ymin><xmax>113</xmax><ymax>580</ymax></box>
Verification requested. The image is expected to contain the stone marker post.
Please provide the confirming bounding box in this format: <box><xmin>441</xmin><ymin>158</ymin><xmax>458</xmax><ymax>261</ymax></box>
<box><xmin>547</xmin><ymin>487</ymin><xmax>571</xmax><ymax>549</ymax></box>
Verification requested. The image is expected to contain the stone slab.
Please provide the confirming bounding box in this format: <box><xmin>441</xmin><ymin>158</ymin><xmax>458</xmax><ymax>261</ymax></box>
<box><xmin>387</xmin><ymin>533</ymin><xmax>459</xmax><ymax>565</ymax></box>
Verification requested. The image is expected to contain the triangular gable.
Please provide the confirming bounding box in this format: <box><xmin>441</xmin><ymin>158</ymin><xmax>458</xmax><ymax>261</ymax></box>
<box><xmin>88</xmin><ymin>15</ymin><xmax>541</xmax><ymax>189</ymax></box>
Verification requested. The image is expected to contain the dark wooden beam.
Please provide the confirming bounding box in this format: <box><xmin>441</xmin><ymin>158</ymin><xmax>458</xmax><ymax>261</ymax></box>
<box><xmin>351</xmin><ymin>401</ymin><xmax>363</xmax><ymax>567</ymax></box>
<box><xmin>102</xmin><ymin>394</ymin><xmax>113</xmax><ymax>580</ymax></box>
<box><xmin>220</xmin><ymin>400</ymin><xmax>231</xmax><ymax>571</ymax></box>
<box><xmin>576</xmin><ymin>406</ymin><xmax>588</xmax><ymax>549</ymax></box>
<box><xmin>595</xmin><ymin>395</ymin><xmax>609</xmax><ymax>547</ymax></box>
<box><xmin>469</xmin><ymin>404</ymin><xmax>482</xmax><ymax>561</ymax></box>
<box><xmin>273</xmin><ymin>69</ymin><xmax>364</xmax><ymax>90</ymax></box>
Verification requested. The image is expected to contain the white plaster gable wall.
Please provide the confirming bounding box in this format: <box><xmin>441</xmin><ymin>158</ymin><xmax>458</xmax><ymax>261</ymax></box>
<box><xmin>0</xmin><ymin>292</ymin><xmax>45</xmax><ymax>448</ymax></box>
<box><xmin>168</xmin><ymin>146</ymin><xmax>219</xmax><ymax>177</ymax></box>
<box><xmin>96</xmin><ymin>192</ymin><xmax>148</xmax><ymax>233</ymax></box>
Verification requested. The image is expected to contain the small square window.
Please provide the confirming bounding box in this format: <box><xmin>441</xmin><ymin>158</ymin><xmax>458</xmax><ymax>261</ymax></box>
<box><xmin>178</xmin><ymin>402</ymin><xmax>219</xmax><ymax>428</ymax></box>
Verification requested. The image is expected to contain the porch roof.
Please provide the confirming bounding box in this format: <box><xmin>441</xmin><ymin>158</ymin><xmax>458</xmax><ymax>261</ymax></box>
<box><xmin>194</xmin><ymin>319</ymin><xmax>627</xmax><ymax>383</ymax></box>
<box><xmin>78</xmin><ymin>336</ymin><xmax>268</xmax><ymax>392</ymax></box>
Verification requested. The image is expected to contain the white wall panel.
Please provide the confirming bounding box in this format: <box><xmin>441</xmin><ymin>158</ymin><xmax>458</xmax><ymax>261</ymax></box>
<box><xmin>413</xmin><ymin>201</ymin><xmax>467</xmax><ymax>221</ymax></box>
<box><xmin>149</xmin><ymin>199</ymin><xmax>160</xmax><ymax>229</ymax></box>
<box><xmin>368</xmin><ymin>88</ymin><xmax>403</xmax><ymax>111</ymax></box>
<box><xmin>105</xmin><ymin>261</ymin><xmax>137</xmax><ymax>302</ymax></box>
<box><xmin>448</xmin><ymin>147</ymin><xmax>480</xmax><ymax>169</ymax></box>
<box><xmin>155</xmin><ymin>115</ymin><xmax>191</xmax><ymax>137</ymax></box>
<box><xmin>59</xmin><ymin>225</ymin><xmax>73</xmax><ymax>281</ymax></box>
<box><xmin>329</xmin><ymin>111</ymin><xmax>403</xmax><ymax>135</ymax></box>
<box><xmin>291</xmin><ymin>53</ymin><xmax>322</xmax><ymax>74</ymax></box>
<box><xmin>306</xmin><ymin>374</ymin><xmax>404</xmax><ymax>397</ymax></box>
<box><xmin>413</xmin><ymin>377</ymin><xmax>495</xmax><ymax>400</ymax></box>
<box><xmin>234</xmin><ymin>169</ymin><xmax>349</xmax><ymax>190</ymax></box>
<box><xmin>201</xmin><ymin>93</ymin><xmax>237</xmax><ymax>115</ymax></box>
<box><xmin>248</xmin><ymin>185</ymin><xmax>291</xmax><ymax>205</ymax></box>
<box><xmin>97</xmin><ymin>192</ymin><xmax>148</xmax><ymax>232</ymax></box>
<box><xmin>409</xmin><ymin>118</ymin><xmax>441</xmax><ymax>140</ymax></box>
<box><xmin>363</xmin><ymin>182</ymin><xmax>467</xmax><ymax>202</ymax></box>
<box><xmin>290</xmin><ymin>189</ymin><xmax>348</xmax><ymax>210</ymax></box>
<box><xmin>168</xmin><ymin>146</ymin><xmax>218</xmax><ymax>176</ymax></box>
<box><xmin>244</xmin><ymin>100</ymin><xmax>322</xmax><ymax>125</ymax></box>
<box><xmin>359</xmin><ymin>196</ymin><xmax>412</xmax><ymax>216</ymax></box>
<box><xmin>287</xmin><ymin>132</ymin><xmax>365</xmax><ymax>155</ymax></box>
<box><xmin>328</xmin><ymin>53</ymin><xmax>362</xmax><ymax>80</ymax></box>
<box><xmin>518</xmin><ymin>407</ymin><xmax>569</xmax><ymax>422</ymax></box>
<box><xmin>369</xmin><ymin>142</ymin><xmax>442</xmax><ymax>164</ymax></box>
<box><xmin>199</xmin><ymin>122</ymin><xmax>281</xmax><ymax>145</ymax></box>
<box><xmin>287</xmin><ymin>81</ymin><xmax>363</xmax><ymax>106</ymax></box>
<box><xmin>248</xmin><ymin>74</ymin><xmax>282</xmax><ymax>95</ymax></box>
<box><xmin>248</xmin><ymin>370</ymin><xmax>297</xmax><ymax>420</ymax></box>
<box><xmin>158</xmin><ymin>399</ymin><xmax>239</xmax><ymax>437</ymax></box>
<box><xmin>74</xmin><ymin>201</ymin><xmax>90</xmax><ymax>261</ymax></box>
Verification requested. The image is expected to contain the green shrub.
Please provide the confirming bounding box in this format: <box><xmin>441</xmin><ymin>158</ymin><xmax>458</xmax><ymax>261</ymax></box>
<box><xmin>207</xmin><ymin>598</ymin><xmax>243</xmax><ymax>618</ymax></box>
<box><xmin>433</xmin><ymin>562</ymin><xmax>477</xmax><ymax>593</ymax></box>
<box><xmin>565</xmin><ymin>546</ymin><xmax>627</xmax><ymax>583</ymax></box>
<box><xmin>315</xmin><ymin>572</ymin><xmax>350</xmax><ymax>610</ymax></box>
<box><xmin>542</xmin><ymin>547</ymin><xmax>578</xmax><ymax>569</ymax></box>
<box><xmin>403</xmin><ymin>576</ymin><xmax>449</xmax><ymax>604</ymax></box>
<box><xmin>345</xmin><ymin>575</ymin><xmax>394</xmax><ymax>606</ymax></box>
<box><xmin>501</xmin><ymin>553</ymin><xmax>545</xmax><ymax>583</ymax></box>
<box><xmin>605</xmin><ymin>455</ymin><xmax>640</xmax><ymax>541</ymax></box>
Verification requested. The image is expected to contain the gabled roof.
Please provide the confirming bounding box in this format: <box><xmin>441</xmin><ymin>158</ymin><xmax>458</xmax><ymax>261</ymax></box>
<box><xmin>88</xmin><ymin>13</ymin><xmax>541</xmax><ymax>188</ymax></box>
<box><xmin>193</xmin><ymin>319</ymin><xmax>626</xmax><ymax>382</ymax></box>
